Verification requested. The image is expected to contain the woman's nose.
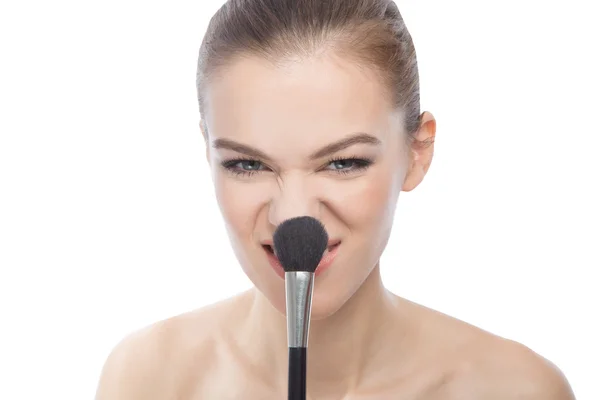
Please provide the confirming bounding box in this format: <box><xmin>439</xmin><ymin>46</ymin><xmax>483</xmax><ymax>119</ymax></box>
<box><xmin>267</xmin><ymin>177</ymin><xmax>321</xmax><ymax>227</ymax></box>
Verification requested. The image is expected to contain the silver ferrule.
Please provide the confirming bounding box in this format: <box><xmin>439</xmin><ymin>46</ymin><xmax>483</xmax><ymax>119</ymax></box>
<box><xmin>285</xmin><ymin>271</ymin><xmax>315</xmax><ymax>348</ymax></box>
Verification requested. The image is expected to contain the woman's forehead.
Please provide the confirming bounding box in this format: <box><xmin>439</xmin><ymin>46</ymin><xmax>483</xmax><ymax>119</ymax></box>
<box><xmin>203</xmin><ymin>55</ymin><xmax>399</xmax><ymax>142</ymax></box>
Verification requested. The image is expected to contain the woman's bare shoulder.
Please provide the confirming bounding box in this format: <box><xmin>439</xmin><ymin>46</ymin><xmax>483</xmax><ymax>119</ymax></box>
<box><xmin>94</xmin><ymin>290</ymin><xmax>253</xmax><ymax>399</ymax></box>
<box><xmin>405</xmin><ymin>300</ymin><xmax>575</xmax><ymax>399</ymax></box>
<box><xmin>448</xmin><ymin>336</ymin><xmax>575</xmax><ymax>399</ymax></box>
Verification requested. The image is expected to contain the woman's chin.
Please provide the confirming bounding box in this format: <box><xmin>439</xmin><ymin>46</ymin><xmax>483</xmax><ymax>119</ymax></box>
<box><xmin>246</xmin><ymin>260</ymin><xmax>362</xmax><ymax>320</ymax></box>
<box><xmin>308</xmin><ymin>300</ymin><xmax>344</xmax><ymax>321</ymax></box>
<box><xmin>255</xmin><ymin>281</ymin><xmax>350</xmax><ymax>321</ymax></box>
<box><xmin>309</xmin><ymin>286</ymin><xmax>353</xmax><ymax>320</ymax></box>
<box><xmin>278</xmin><ymin>285</ymin><xmax>350</xmax><ymax>320</ymax></box>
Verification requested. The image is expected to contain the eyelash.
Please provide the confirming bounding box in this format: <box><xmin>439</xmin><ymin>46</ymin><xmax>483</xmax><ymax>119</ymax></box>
<box><xmin>220</xmin><ymin>155</ymin><xmax>374</xmax><ymax>178</ymax></box>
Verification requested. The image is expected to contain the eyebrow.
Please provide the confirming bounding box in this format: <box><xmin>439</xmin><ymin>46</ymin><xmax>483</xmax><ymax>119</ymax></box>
<box><xmin>308</xmin><ymin>133</ymin><xmax>381</xmax><ymax>160</ymax></box>
<box><xmin>212</xmin><ymin>138</ymin><xmax>274</xmax><ymax>161</ymax></box>
<box><xmin>212</xmin><ymin>132</ymin><xmax>381</xmax><ymax>161</ymax></box>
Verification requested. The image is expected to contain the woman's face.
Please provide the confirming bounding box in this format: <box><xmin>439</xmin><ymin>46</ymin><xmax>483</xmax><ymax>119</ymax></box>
<box><xmin>202</xmin><ymin>54</ymin><xmax>427</xmax><ymax>319</ymax></box>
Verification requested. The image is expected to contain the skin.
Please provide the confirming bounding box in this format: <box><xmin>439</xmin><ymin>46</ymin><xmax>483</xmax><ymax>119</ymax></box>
<box><xmin>95</xmin><ymin>53</ymin><xmax>575</xmax><ymax>399</ymax></box>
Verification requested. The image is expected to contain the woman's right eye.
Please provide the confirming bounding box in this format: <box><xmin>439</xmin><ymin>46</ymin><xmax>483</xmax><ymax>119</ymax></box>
<box><xmin>235</xmin><ymin>160</ymin><xmax>263</xmax><ymax>171</ymax></box>
<box><xmin>221</xmin><ymin>159</ymin><xmax>267</xmax><ymax>176</ymax></box>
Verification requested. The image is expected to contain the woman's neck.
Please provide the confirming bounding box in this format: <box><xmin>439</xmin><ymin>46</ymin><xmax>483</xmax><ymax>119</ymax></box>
<box><xmin>238</xmin><ymin>264</ymin><xmax>411</xmax><ymax>397</ymax></box>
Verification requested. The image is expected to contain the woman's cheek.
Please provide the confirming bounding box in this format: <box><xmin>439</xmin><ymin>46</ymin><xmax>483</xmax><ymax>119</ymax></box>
<box><xmin>214</xmin><ymin>176</ymin><xmax>267</xmax><ymax>231</ymax></box>
<box><xmin>324</xmin><ymin>172</ymin><xmax>397</xmax><ymax>228</ymax></box>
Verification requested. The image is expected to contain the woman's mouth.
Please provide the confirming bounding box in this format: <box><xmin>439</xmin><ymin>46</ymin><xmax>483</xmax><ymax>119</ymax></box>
<box><xmin>262</xmin><ymin>240</ymin><xmax>341</xmax><ymax>278</ymax></box>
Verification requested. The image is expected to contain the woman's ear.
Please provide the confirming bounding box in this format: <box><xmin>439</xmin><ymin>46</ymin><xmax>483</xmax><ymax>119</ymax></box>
<box><xmin>402</xmin><ymin>111</ymin><xmax>436</xmax><ymax>192</ymax></box>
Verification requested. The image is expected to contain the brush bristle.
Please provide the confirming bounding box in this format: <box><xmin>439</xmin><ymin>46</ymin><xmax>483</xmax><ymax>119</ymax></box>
<box><xmin>272</xmin><ymin>216</ymin><xmax>328</xmax><ymax>273</ymax></box>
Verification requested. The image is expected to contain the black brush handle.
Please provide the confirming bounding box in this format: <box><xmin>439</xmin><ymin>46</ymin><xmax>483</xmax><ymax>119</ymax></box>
<box><xmin>288</xmin><ymin>347</ymin><xmax>307</xmax><ymax>400</ymax></box>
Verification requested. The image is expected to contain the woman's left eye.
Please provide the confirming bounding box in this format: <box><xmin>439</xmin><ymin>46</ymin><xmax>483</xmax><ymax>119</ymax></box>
<box><xmin>330</xmin><ymin>159</ymin><xmax>353</xmax><ymax>170</ymax></box>
<box><xmin>237</xmin><ymin>160</ymin><xmax>264</xmax><ymax>171</ymax></box>
<box><xmin>325</xmin><ymin>158</ymin><xmax>373</xmax><ymax>173</ymax></box>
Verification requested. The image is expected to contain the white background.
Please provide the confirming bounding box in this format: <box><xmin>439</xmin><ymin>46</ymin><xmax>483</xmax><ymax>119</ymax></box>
<box><xmin>1</xmin><ymin>0</ymin><xmax>598</xmax><ymax>398</ymax></box>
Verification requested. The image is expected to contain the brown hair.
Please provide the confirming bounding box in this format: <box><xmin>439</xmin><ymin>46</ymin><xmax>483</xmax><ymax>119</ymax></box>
<box><xmin>196</xmin><ymin>0</ymin><xmax>421</xmax><ymax>140</ymax></box>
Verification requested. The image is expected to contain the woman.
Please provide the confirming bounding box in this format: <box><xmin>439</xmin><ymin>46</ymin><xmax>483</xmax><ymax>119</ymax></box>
<box><xmin>96</xmin><ymin>0</ymin><xmax>575</xmax><ymax>398</ymax></box>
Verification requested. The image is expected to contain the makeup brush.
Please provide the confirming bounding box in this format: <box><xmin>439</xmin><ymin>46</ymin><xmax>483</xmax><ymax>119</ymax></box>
<box><xmin>273</xmin><ymin>216</ymin><xmax>328</xmax><ymax>400</ymax></box>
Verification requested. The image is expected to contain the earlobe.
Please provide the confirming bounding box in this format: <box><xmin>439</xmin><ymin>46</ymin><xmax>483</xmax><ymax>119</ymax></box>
<box><xmin>401</xmin><ymin>158</ymin><xmax>424</xmax><ymax>192</ymax></box>
<box><xmin>401</xmin><ymin>111</ymin><xmax>436</xmax><ymax>192</ymax></box>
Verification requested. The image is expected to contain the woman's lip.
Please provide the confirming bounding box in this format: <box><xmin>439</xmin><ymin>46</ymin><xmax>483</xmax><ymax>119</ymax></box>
<box><xmin>261</xmin><ymin>240</ymin><xmax>341</xmax><ymax>249</ymax></box>
<box><xmin>315</xmin><ymin>242</ymin><xmax>340</xmax><ymax>275</ymax></box>
<box><xmin>264</xmin><ymin>242</ymin><xmax>340</xmax><ymax>278</ymax></box>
